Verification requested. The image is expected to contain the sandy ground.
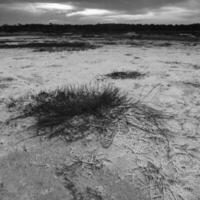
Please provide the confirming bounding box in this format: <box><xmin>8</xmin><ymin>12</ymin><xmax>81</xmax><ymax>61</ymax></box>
<box><xmin>0</xmin><ymin>37</ymin><xmax>200</xmax><ymax>200</ymax></box>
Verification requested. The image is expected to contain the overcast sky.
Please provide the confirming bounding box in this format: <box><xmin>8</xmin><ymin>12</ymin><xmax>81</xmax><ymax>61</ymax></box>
<box><xmin>0</xmin><ymin>0</ymin><xmax>199</xmax><ymax>25</ymax></box>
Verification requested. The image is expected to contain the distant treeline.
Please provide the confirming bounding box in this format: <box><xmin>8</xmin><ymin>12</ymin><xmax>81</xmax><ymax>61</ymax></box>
<box><xmin>0</xmin><ymin>24</ymin><xmax>200</xmax><ymax>35</ymax></box>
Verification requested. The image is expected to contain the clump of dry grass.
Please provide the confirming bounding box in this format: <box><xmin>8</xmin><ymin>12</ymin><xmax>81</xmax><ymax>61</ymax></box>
<box><xmin>105</xmin><ymin>71</ymin><xmax>145</xmax><ymax>80</ymax></box>
<box><xmin>7</xmin><ymin>84</ymin><xmax>129</xmax><ymax>143</ymax></box>
<box><xmin>7</xmin><ymin>84</ymin><xmax>171</xmax><ymax>147</ymax></box>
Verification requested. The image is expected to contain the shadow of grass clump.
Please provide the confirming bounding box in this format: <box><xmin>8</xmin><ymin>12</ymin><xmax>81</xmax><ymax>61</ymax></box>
<box><xmin>105</xmin><ymin>71</ymin><xmax>145</xmax><ymax>80</ymax></box>
<box><xmin>8</xmin><ymin>84</ymin><xmax>129</xmax><ymax>143</ymax></box>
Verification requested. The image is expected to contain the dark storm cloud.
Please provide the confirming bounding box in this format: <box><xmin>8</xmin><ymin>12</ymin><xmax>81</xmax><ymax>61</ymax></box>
<box><xmin>0</xmin><ymin>0</ymin><xmax>188</xmax><ymax>11</ymax></box>
<box><xmin>0</xmin><ymin>0</ymin><xmax>199</xmax><ymax>24</ymax></box>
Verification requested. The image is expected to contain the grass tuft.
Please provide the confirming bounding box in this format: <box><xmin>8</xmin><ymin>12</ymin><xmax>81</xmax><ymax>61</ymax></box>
<box><xmin>7</xmin><ymin>84</ymin><xmax>171</xmax><ymax>147</ymax></box>
<box><xmin>105</xmin><ymin>71</ymin><xmax>145</xmax><ymax>80</ymax></box>
<box><xmin>8</xmin><ymin>84</ymin><xmax>129</xmax><ymax>143</ymax></box>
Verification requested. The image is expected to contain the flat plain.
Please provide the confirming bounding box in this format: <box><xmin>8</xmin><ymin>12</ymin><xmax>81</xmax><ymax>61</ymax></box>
<box><xmin>0</xmin><ymin>34</ymin><xmax>200</xmax><ymax>200</ymax></box>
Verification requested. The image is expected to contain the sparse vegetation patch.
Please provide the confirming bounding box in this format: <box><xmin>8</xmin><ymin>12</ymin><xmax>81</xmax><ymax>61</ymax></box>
<box><xmin>7</xmin><ymin>84</ymin><xmax>129</xmax><ymax>144</ymax></box>
<box><xmin>0</xmin><ymin>76</ymin><xmax>15</xmax><ymax>82</ymax></box>
<box><xmin>191</xmin><ymin>64</ymin><xmax>200</xmax><ymax>70</ymax></box>
<box><xmin>184</xmin><ymin>81</ymin><xmax>200</xmax><ymax>88</ymax></box>
<box><xmin>105</xmin><ymin>71</ymin><xmax>145</xmax><ymax>79</ymax></box>
<box><xmin>0</xmin><ymin>41</ymin><xmax>98</xmax><ymax>52</ymax></box>
<box><xmin>7</xmin><ymin>84</ymin><xmax>170</xmax><ymax>147</ymax></box>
